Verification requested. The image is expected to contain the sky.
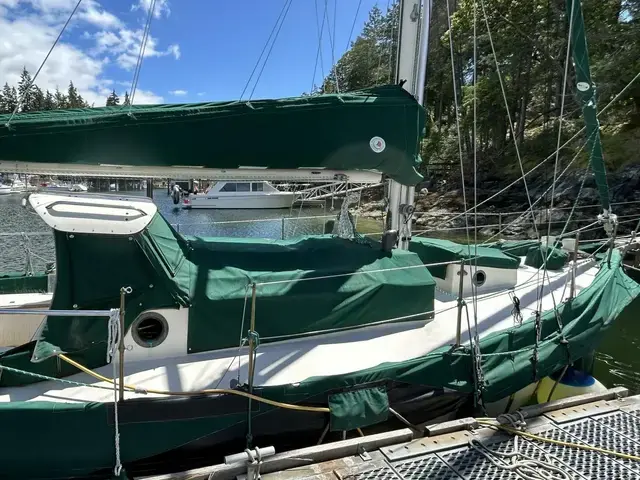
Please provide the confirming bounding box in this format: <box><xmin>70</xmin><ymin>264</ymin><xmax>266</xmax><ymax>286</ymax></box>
<box><xmin>0</xmin><ymin>0</ymin><xmax>386</xmax><ymax>106</ymax></box>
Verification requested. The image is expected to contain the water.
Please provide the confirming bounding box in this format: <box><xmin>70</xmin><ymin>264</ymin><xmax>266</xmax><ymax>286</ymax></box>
<box><xmin>0</xmin><ymin>188</ymin><xmax>334</xmax><ymax>273</ymax></box>
<box><xmin>1</xmin><ymin>188</ymin><xmax>639</xmax><ymax>394</ymax></box>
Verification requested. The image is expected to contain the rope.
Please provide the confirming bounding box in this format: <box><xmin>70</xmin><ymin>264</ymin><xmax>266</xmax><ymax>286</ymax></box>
<box><xmin>129</xmin><ymin>0</ymin><xmax>157</xmax><ymax>107</ymax></box>
<box><xmin>311</xmin><ymin>0</ymin><xmax>327</xmax><ymax>92</ymax></box>
<box><xmin>106</xmin><ymin>309</ymin><xmax>120</xmax><ymax>364</ymax></box>
<box><xmin>477</xmin><ymin>420</ymin><xmax>640</xmax><ymax>463</ymax></box>
<box><xmin>248</xmin><ymin>0</ymin><xmax>294</xmax><ymax>101</ymax></box>
<box><xmin>469</xmin><ymin>436</ymin><xmax>571</xmax><ymax>480</ymax></box>
<box><xmin>56</xmin><ymin>354</ymin><xmax>330</xmax><ymax>413</ymax></box>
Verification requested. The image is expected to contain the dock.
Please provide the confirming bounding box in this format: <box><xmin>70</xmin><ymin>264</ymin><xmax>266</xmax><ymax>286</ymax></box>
<box><xmin>146</xmin><ymin>387</ymin><xmax>640</xmax><ymax>480</ymax></box>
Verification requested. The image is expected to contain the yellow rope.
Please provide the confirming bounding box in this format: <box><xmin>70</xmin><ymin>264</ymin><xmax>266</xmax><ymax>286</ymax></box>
<box><xmin>477</xmin><ymin>420</ymin><xmax>640</xmax><ymax>462</ymax></box>
<box><xmin>58</xmin><ymin>354</ymin><xmax>330</xmax><ymax>413</ymax></box>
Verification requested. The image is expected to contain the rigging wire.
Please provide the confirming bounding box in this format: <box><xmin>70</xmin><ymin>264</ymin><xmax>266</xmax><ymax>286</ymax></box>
<box><xmin>323</xmin><ymin>0</ymin><xmax>339</xmax><ymax>93</ymax></box>
<box><xmin>129</xmin><ymin>0</ymin><xmax>158</xmax><ymax>107</ymax></box>
<box><xmin>311</xmin><ymin>0</ymin><xmax>328</xmax><ymax>93</ymax></box>
<box><xmin>5</xmin><ymin>0</ymin><xmax>84</xmax><ymax>127</ymax></box>
<box><xmin>345</xmin><ymin>0</ymin><xmax>364</xmax><ymax>51</ymax></box>
<box><xmin>249</xmin><ymin>0</ymin><xmax>294</xmax><ymax>100</ymax></box>
<box><xmin>240</xmin><ymin>0</ymin><xmax>290</xmax><ymax>100</ymax></box>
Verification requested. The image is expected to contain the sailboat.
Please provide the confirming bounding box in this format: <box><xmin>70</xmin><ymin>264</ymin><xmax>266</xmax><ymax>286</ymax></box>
<box><xmin>0</xmin><ymin>1</ymin><xmax>637</xmax><ymax>479</ymax></box>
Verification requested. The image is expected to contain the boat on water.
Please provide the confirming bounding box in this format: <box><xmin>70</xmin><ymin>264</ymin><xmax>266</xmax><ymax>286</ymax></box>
<box><xmin>69</xmin><ymin>183</ymin><xmax>88</xmax><ymax>192</ymax></box>
<box><xmin>183</xmin><ymin>181</ymin><xmax>295</xmax><ymax>209</ymax></box>
<box><xmin>0</xmin><ymin>1</ymin><xmax>637</xmax><ymax>479</ymax></box>
<box><xmin>0</xmin><ymin>184</ymin><xmax>11</xmax><ymax>195</ymax></box>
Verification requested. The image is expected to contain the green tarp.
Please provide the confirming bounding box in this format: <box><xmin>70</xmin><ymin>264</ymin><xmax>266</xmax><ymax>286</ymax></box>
<box><xmin>0</xmin><ymin>85</ymin><xmax>425</xmax><ymax>185</ymax></box>
<box><xmin>485</xmin><ymin>240</ymin><xmax>541</xmax><ymax>258</ymax></box>
<box><xmin>0</xmin><ymin>251</ymin><xmax>637</xmax><ymax>479</ymax></box>
<box><xmin>409</xmin><ymin>238</ymin><xmax>521</xmax><ymax>279</ymax></box>
<box><xmin>329</xmin><ymin>386</ymin><xmax>389</xmax><ymax>431</ymax></box>
<box><xmin>0</xmin><ymin>212</ymin><xmax>436</xmax><ymax>376</ymax></box>
<box><xmin>0</xmin><ymin>272</ymin><xmax>49</xmax><ymax>294</ymax></box>
<box><xmin>525</xmin><ymin>245</ymin><xmax>568</xmax><ymax>270</ymax></box>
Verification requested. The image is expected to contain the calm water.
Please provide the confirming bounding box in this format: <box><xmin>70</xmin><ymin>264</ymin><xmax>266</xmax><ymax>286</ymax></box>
<box><xmin>0</xmin><ymin>188</ymin><xmax>638</xmax><ymax>394</ymax></box>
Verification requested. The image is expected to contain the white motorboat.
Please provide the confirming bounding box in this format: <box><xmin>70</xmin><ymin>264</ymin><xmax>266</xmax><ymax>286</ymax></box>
<box><xmin>183</xmin><ymin>180</ymin><xmax>296</xmax><ymax>209</ymax></box>
<box><xmin>0</xmin><ymin>185</ymin><xmax>11</xmax><ymax>195</ymax></box>
<box><xmin>69</xmin><ymin>183</ymin><xmax>88</xmax><ymax>192</ymax></box>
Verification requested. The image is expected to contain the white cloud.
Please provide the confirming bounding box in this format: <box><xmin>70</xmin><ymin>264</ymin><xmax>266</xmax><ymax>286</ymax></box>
<box><xmin>130</xmin><ymin>88</ymin><xmax>163</xmax><ymax>104</ymax></box>
<box><xmin>0</xmin><ymin>0</ymin><xmax>170</xmax><ymax>107</ymax></box>
<box><xmin>131</xmin><ymin>0</ymin><xmax>171</xmax><ymax>19</ymax></box>
<box><xmin>197</xmin><ymin>92</ymin><xmax>205</xmax><ymax>96</ymax></box>
<box><xmin>169</xmin><ymin>89</ymin><xmax>187</xmax><ymax>96</ymax></box>
<box><xmin>94</xmin><ymin>28</ymin><xmax>180</xmax><ymax>70</ymax></box>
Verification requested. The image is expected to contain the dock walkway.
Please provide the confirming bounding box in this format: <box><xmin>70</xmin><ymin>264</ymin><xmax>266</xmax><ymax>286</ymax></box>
<box><xmin>147</xmin><ymin>387</ymin><xmax>640</xmax><ymax>480</ymax></box>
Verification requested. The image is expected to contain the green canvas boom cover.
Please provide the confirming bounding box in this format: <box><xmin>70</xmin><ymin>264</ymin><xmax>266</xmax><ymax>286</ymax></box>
<box><xmin>0</xmin><ymin>85</ymin><xmax>425</xmax><ymax>185</ymax></box>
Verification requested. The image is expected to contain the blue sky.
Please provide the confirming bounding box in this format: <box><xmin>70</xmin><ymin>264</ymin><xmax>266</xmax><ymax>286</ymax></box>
<box><xmin>0</xmin><ymin>0</ymin><xmax>387</xmax><ymax>105</ymax></box>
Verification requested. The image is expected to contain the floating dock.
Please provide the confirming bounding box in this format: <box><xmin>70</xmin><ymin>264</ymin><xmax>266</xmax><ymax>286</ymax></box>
<box><xmin>147</xmin><ymin>387</ymin><xmax>640</xmax><ymax>480</ymax></box>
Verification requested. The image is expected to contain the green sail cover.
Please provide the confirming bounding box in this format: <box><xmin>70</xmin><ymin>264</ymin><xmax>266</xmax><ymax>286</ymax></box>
<box><xmin>0</xmin><ymin>251</ymin><xmax>637</xmax><ymax>479</ymax></box>
<box><xmin>0</xmin><ymin>85</ymin><xmax>425</xmax><ymax>185</ymax></box>
<box><xmin>0</xmin><ymin>211</ymin><xmax>436</xmax><ymax>380</ymax></box>
<box><xmin>567</xmin><ymin>0</ymin><xmax>610</xmax><ymax>211</ymax></box>
<box><xmin>524</xmin><ymin>245</ymin><xmax>569</xmax><ymax>271</ymax></box>
<box><xmin>409</xmin><ymin>238</ymin><xmax>521</xmax><ymax>279</ymax></box>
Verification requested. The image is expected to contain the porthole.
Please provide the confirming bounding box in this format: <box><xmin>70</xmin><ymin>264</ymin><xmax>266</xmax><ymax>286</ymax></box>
<box><xmin>472</xmin><ymin>270</ymin><xmax>487</xmax><ymax>287</ymax></box>
<box><xmin>131</xmin><ymin>312</ymin><xmax>169</xmax><ymax>348</ymax></box>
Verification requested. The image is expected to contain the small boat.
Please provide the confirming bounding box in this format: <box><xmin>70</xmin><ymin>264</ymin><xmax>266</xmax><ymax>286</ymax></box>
<box><xmin>68</xmin><ymin>183</ymin><xmax>88</xmax><ymax>192</ymax></box>
<box><xmin>0</xmin><ymin>185</ymin><xmax>11</xmax><ymax>195</ymax></box>
<box><xmin>183</xmin><ymin>180</ymin><xmax>296</xmax><ymax>209</ymax></box>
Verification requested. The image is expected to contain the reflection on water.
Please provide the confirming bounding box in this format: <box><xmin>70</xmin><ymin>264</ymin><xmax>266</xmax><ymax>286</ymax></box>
<box><xmin>593</xmin><ymin>296</ymin><xmax>640</xmax><ymax>394</ymax></box>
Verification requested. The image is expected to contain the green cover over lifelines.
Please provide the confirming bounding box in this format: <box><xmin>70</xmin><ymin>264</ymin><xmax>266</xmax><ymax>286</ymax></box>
<box><xmin>0</xmin><ymin>251</ymin><xmax>637</xmax><ymax>480</ymax></box>
<box><xmin>0</xmin><ymin>85</ymin><xmax>425</xmax><ymax>186</ymax></box>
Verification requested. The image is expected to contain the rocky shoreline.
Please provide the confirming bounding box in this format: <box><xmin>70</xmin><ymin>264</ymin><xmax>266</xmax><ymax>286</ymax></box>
<box><xmin>357</xmin><ymin>163</ymin><xmax>640</xmax><ymax>241</ymax></box>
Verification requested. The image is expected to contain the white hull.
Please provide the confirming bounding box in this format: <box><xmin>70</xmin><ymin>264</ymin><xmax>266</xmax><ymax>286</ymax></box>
<box><xmin>0</xmin><ymin>293</ymin><xmax>51</xmax><ymax>348</ymax></box>
<box><xmin>0</xmin><ymin>257</ymin><xmax>601</xmax><ymax>403</ymax></box>
<box><xmin>0</xmin><ymin>186</ymin><xmax>11</xmax><ymax>195</ymax></box>
<box><xmin>186</xmin><ymin>192</ymin><xmax>295</xmax><ymax>209</ymax></box>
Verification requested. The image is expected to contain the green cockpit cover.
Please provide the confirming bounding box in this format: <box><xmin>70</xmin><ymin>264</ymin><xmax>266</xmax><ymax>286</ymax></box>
<box><xmin>525</xmin><ymin>245</ymin><xmax>568</xmax><ymax>271</ymax></box>
<box><xmin>0</xmin><ymin>85</ymin><xmax>425</xmax><ymax>185</ymax></box>
<box><xmin>2</xmin><ymin>212</ymin><xmax>435</xmax><ymax>377</ymax></box>
<box><xmin>409</xmin><ymin>238</ymin><xmax>521</xmax><ymax>279</ymax></box>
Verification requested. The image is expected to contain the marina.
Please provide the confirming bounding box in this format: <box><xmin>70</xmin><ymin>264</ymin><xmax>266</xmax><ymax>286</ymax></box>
<box><xmin>145</xmin><ymin>388</ymin><xmax>640</xmax><ymax>480</ymax></box>
<box><xmin>0</xmin><ymin>0</ymin><xmax>638</xmax><ymax>477</ymax></box>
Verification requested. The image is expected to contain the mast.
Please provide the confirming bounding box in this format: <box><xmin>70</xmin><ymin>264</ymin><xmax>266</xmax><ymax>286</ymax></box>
<box><xmin>566</xmin><ymin>0</ymin><xmax>615</xmax><ymax>232</ymax></box>
<box><xmin>388</xmin><ymin>0</ymin><xmax>432</xmax><ymax>250</ymax></box>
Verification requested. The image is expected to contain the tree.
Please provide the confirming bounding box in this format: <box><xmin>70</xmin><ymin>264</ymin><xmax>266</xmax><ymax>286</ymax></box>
<box><xmin>106</xmin><ymin>90</ymin><xmax>120</xmax><ymax>106</ymax></box>
<box><xmin>123</xmin><ymin>91</ymin><xmax>130</xmax><ymax>106</ymax></box>
<box><xmin>1</xmin><ymin>83</ymin><xmax>18</xmax><ymax>113</ymax></box>
<box><xmin>43</xmin><ymin>90</ymin><xmax>55</xmax><ymax>110</ymax></box>
<box><xmin>67</xmin><ymin>81</ymin><xmax>85</xmax><ymax>108</ymax></box>
<box><xmin>17</xmin><ymin>67</ymin><xmax>35</xmax><ymax>112</ymax></box>
<box><xmin>31</xmin><ymin>86</ymin><xmax>45</xmax><ymax>111</ymax></box>
<box><xmin>54</xmin><ymin>88</ymin><xmax>68</xmax><ymax>109</ymax></box>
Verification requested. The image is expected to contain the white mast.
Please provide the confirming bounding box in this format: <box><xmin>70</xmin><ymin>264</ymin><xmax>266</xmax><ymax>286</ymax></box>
<box><xmin>388</xmin><ymin>0</ymin><xmax>432</xmax><ymax>250</ymax></box>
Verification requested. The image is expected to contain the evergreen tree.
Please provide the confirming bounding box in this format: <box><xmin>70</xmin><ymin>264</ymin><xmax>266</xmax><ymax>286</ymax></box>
<box><xmin>43</xmin><ymin>90</ymin><xmax>55</xmax><ymax>110</ymax></box>
<box><xmin>2</xmin><ymin>83</ymin><xmax>18</xmax><ymax>113</ymax></box>
<box><xmin>106</xmin><ymin>90</ymin><xmax>120</xmax><ymax>106</ymax></box>
<box><xmin>67</xmin><ymin>81</ymin><xmax>82</xmax><ymax>108</ymax></box>
<box><xmin>123</xmin><ymin>91</ymin><xmax>130</xmax><ymax>106</ymax></box>
<box><xmin>32</xmin><ymin>86</ymin><xmax>45</xmax><ymax>111</ymax></box>
<box><xmin>54</xmin><ymin>88</ymin><xmax>68</xmax><ymax>109</ymax></box>
<box><xmin>17</xmin><ymin>67</ymin><xmax>35</xmax><ymax>112</ymax></box>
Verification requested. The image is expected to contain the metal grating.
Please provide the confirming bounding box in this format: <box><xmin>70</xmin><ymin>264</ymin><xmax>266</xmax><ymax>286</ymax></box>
<box><xmin>560</xmin><ymin>417</ymin><xmax>640</xmax><ymax>475</ymax></box>
<box><xmin>342</xmin><ymin>466</ymin><xmax>402</xmax><ymax>480</ymax></box>
<box><xmin>595</xmin><ymin>410</ymin><xmax>640</xmax><ymax>442</ymax></box>
<box><xmin>393</xmin><ymin>454</ymin><xmax>460</xmax><ymax>480</ymax></box>
<box><xmin>531</xmin><ymin>423</ymin><xmax>640</xmax><ymax>479</ymax></box>
<box><xmin>438</xmin><ymin>446</ymin><xmax>519</xmax><ymax>479</ymax></box>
